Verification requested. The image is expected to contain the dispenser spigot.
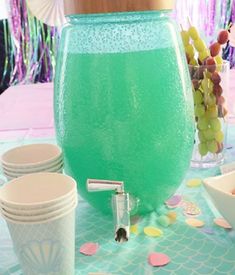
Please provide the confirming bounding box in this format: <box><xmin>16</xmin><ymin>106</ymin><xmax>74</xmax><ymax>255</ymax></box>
<box><xmin>87</xmin><ymin>179</ymin><xmax>130</xmax><ymax>243</ymax></box>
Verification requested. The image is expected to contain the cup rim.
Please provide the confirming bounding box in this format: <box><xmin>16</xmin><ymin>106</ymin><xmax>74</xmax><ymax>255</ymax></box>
<box><xmin>1</xmin><ymin>144</ymin><xmax>62</xmax><ymax>168</ymax></box>
<box><xmin>0</xmin><ymin>173</ymin><xmax>76</xmax><ymax>207</ymax></box>
<box><xmin>3</xmin><ymin>162</ymin><xmax>64</xmax><ymax>178</ymax></box>
<box><xmin>1</xmin><ymin>199</ymin><xmax>78</xmax><ymax>225</ymax></box>
<box><xmin>4</xmin><ymin>168</ymin><xmax>64</xmax><ymax>181</ymax></box>
<box><xmin>2</xmin><ymin>156</ymin><xmax>63</xmax><ymax>173</ymax></box>
<box><xmin>1</xmin><ymin>195</ymin><xmax>77</xmax><ymax>222</ymax></box>
<box><xmin>0</xmin><ymin>191</ymin><xmax>77</xmax><ymax>216</ymax></box>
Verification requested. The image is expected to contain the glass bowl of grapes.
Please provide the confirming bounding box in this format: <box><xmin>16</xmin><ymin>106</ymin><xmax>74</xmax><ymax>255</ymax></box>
<box><xmin>182</xmin><ymin>25</ymin><xmax>230</xmax><ymax>168</ymax></box>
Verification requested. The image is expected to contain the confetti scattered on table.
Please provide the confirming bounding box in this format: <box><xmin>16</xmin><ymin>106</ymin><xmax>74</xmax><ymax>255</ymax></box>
<box><xmin>214</xmin><ymin>218</ymin><xmax>232</xmax><ymax>229</ymax></box>
<box><xmin>144</xmin><ymin>226</ymin><xmax>163</xmax><ymax>237</ymax></box>
<box><xmin>186</xmin><ymin>178</ymin><xmax>202</xmax><ymax>188</ymax></box>
<box><xmin>80</xmin><ymin>242</ymin><xmax>99</xmax><ymax>256</ymax></box>
<box><xmin>200</xmin><ymin>227</ymin><xmax>215</xmax><ymax>235</ymax></box>
<box><xmin>157</xmin><ymin>215</ymin><xmax>170</xmax><ymax>227</ymax></box>
<box><xmin>183</xmin><ymin>202</ymin><xmax>201</xmax><ymax>217</ymax></box>
<box><xmin>148</xmin><ymin>252</ymin><xmax>170</xmax><ymax>267</ymax></box>
<box><xmin>165</xmin><ymin>195</ymin><xmax>182</xmax><ymax>207</ymax></box>
<box><xmin>130</xmin><ymin>224</ymin><xmax>138</xmax><ymax>235</ymax></box>
<box><xmin>167</xmin><ymin>211</ymin><xmax>177</xmax><ymax>223</ymax></box>
<box><xmin>185</xmin><ymin>218</ymin><xmax>205</xmax><ymax>228</ymax></box>
<box><xmin>226</xmin><ymin>144</ymin><xmax>233</xmax><ymax>149</ymax></box>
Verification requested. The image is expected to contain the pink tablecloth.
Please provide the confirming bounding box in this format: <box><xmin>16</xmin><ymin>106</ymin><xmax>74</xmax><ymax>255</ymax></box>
<box><xmin>0</xmin><ymin>71</ymin><xmax>235</xmax><ymax>141</ymax></box>
<box><xmin>0</xmin><ymin>83</ymin><xmax>55</xmax><ymax>140</ymax></box>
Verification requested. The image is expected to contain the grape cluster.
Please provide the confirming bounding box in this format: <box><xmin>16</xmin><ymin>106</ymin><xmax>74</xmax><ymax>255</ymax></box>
<box><xmin>181</xmin><ymin>25</ymin><xmax>229</xmax><ymax>157</ymax></box>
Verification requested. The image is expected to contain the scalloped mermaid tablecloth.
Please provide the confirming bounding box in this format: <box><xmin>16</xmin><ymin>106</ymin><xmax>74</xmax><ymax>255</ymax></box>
<box><xmin>1</xmin><ymin>127</ymin><xmax>235</xmax><ymax>275</ymax></box>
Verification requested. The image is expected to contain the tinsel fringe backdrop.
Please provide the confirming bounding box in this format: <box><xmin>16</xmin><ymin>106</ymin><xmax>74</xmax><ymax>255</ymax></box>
<box><xmin>2</xmin><ymin>0</ymin><xmax>59</xmax><ymax>86</ymax></box>
<box><xmin>1</xmin><ymin>0</ymin><xmax>235</xmax><ymax>87</ymax></box>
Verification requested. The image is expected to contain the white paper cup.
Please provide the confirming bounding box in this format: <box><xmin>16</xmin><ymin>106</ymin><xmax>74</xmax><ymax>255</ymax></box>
<box><xmin>3</xmin><ymin>162</ymin><xmax>64</xmax><ymax>179</ymax></box>
<box><xmin>5</xmin><ymin>205</ymin><xmax>76</xmax><ymax>275</ymax></box>
<box><xmin>1</xmin><ymin>144</ymin><xmax>62</xmax><ymax>169</ymax></box>
<box><xmin>0</xmin><ymin>191</ymin><xmax>76</xmax><ymax>216</ymax></box>
<box><xmin>1</xmin><ymin>195</ymin><xmax>77</xmax><ymax>222</ymax></box>
<box><xmin>2</xmin><ymin>157</ymin><xmax>63</xmax><ymax>173</ymax></box>
<box><xmin>0</xmin><ymin>173</ymin><xmax>76</xmax><ymax>210</ymax></box>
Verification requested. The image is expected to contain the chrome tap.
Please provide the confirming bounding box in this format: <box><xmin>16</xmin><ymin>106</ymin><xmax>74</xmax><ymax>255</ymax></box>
<box><xmin>87</xmin><ymin>179</ymin><xmax>130</xmax><ymax>243</ymax></box>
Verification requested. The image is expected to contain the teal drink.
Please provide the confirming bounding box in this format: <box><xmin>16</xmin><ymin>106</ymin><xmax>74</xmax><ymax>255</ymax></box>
<box><xmin>54</xmin><ymin>12</ymin><xmax>194</xmax><ymax>215</ymax></box>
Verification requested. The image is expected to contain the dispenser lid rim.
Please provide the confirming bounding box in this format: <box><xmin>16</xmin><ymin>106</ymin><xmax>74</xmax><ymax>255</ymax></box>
<box><xmin>64</xmin><ymin>0</ymin><xmax>175</xmax><ymax>16</ymax></box>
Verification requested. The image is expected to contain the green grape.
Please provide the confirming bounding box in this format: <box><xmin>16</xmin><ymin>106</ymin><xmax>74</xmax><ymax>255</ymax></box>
<box><xmin>215</xmin><ymin>55</ymin><xmax>223</xmax><ymax>65</ymax></box>
<box><xmin>204</xmin><ymin>128</ymin><xmax>215</xmax><ymax>140</ymax></box>
<box><xmin>185</xmin><ymin>44</ymin><xmax>195</xmax><ymax>59</ymax></box>
<box><xmin>207</xmin><ymin>140</ymin><xmax>218</xmax><ymax>153</ymax></box>
<box><xmin>209</xmin><ymin>118</ymin><xmax>221</xmax><ymax>131</ymax></box>
<box><xmin>201</xmin><ymin>77</ymin><xmax>209</xmax><ymax>92</ymax></box>
<box><xmin>208</xmin><ymin>79</ymin><xmax>214</xmax><ymax>93</ymax></box>
<box><xmin>181</xmin><ymin>31</ymin><xmax>190</xmax><ymax>46</ymax></box>
<box><xmin>207</xmin><ymin>94</ymin><xmax>216</xmax><ymax>106</ymax></box>
<box><xmin>193</xmin><ymin>90</ymin><xmax>203</xmax><ymax>104</ymax></box>
<box><xmin>188</xmin><ymin>26</ymin><xmax>199</xmax><ymax>40</ymax></box>
<box><xmin>197</xmin><ymin>117</ymin><xmax>208</xmax><ymax>130</ymax></box>
<box><xmin>205</xmin><ymin>106</ymin><xmax>218</xmax><ymax>119</ymax></box>
<box><xmin>199</xmin><ymin>49</ymin><xmax>210</xmax><ymax>62</ymax></box>
<box><xmin>194</xmin><ymin>105</ymin><xmax>205</xmax><ymax>117</ymax></box>
<box><xmin>194</xmin><ymin>38</ymin><xmax>206</xmax><ymax>52</ymax></box>
<box><xmin>214</xmin><ymin>55</ymin><xmax>223</xmax><ymax>72</ymax></box>
<box><xmin>189</xmin><ymin>58</ymin><xmax>198</xmax><ymax>66</ymax></box>
<box><xmin>214</xmin><ymin>130</ymin><xmax>224</xmax><ymax>142</ymax></box>
<box><xmin>198</xmin><ymin>143</ymin><xmax>208</xmax><ymax>156</ymax></box>
<box><xmin>198</xmin><ymin>130</ymin><xmax>206</xmax><ymax>142</ymax></box>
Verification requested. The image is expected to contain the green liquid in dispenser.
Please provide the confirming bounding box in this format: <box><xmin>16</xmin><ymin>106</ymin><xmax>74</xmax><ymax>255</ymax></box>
<box><xmin>54</xmin><ymin>48</ymin><xmax>194</xmax><ymax>214</ymax></box>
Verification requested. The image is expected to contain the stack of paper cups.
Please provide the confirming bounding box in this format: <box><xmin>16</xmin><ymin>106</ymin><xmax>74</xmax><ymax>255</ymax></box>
<box><xmin>0</xmin><ymin>173</ymin><xmax>77</xmax><ymax>275</ymax></box>
<box><xmin>1</xmin><ymin>144</ymin><xmax>63</xmax><ymax>180</ymax></box>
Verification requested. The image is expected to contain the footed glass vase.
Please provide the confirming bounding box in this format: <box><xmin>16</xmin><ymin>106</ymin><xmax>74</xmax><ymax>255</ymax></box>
<box><xmin>190</xmin><ymin>61</ymin><xmax>229</xmax><ymax>168</ymax></box>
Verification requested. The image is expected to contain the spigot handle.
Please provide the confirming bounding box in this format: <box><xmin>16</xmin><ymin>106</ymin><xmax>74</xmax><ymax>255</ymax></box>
<box><xmin>87</xmin><ymin>179</ymin><xmax>124</xmax><ymax>193</ymax></box>
<box><xmin>87</xmin><ymin>178</ymin><xmax>130</xmax><ymax>242</ymax></box>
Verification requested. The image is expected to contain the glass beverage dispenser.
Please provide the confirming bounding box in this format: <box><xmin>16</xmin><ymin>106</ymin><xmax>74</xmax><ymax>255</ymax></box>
<box><xmin>54</xmin><ymin>0</ymin><xmax>194</xmax><ymax>218</ymax></box>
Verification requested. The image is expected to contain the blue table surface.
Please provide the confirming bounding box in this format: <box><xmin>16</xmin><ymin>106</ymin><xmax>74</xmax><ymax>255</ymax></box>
<box><xmin>1</xmin><ymin>126</ymin><xmax>235</xmax><ymax>275</ymax></box>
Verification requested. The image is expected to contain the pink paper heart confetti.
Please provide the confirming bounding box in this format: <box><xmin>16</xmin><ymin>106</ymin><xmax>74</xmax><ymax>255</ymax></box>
<box><xmin>200</xmin><ymin>227</ymin><xmax>214</xmax><ymax>235</ymax></box>
<box><xmin>214</xmin><ymin>218</ymin><xmax>232</xmax><ymax>229</ymax></box>
<box><xmin>80</xmin><ymin>242</ymin><xmax>99</xmax><ymax>256</ymax></box>
<box><xmin>148</xmin><ymin>252</ymin><xmax>170</xmax><ymax>267</ymax></box>
<box><xmin>165</xmin><ymin>195</ymin><xmax>182</xmax><ymax>207</ymax></box>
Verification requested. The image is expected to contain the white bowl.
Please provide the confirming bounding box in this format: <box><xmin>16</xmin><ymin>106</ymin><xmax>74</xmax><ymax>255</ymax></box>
<box><xmin>2</xmin><ymin>156</ymin><xmax>63</xmax><ymax>173</ymax></box>
<box><xmin>0</xmin><ymin>195</ymin><xmax>77</xmax><ymax>222</ymax></box>
<box><xmin>203</xmin><ymin>171</ymin><xmax>235</xmax><ymax>229</ymax></box>
<box><xmin>3</xmin><ymin>161</ymin><xmax>64</xmax><ymax>178</ymax></box>
<box><xmin>0</xmin><ymin>191</ymin><xmax>76</xmax><ymax>216</ymax></box>
<box><xmin>1</xmin><ymin>144</ymin><xmax>62</xmax><ymax>168</ymax></box>
<box><xmin>0</xmin><ymin>173</ymin><xmax>76</xmax><ymax>209</ymax></box>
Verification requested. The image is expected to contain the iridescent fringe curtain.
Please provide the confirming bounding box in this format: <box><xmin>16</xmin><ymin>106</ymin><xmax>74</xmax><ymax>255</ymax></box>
<box><xmin>7</xmin><ymin>0</ymin><xmax>59</xmax><ymax>85</ymax></box>
<box><xmin>1</xmin><ymin>0</ymin><xmax>235</xmax><ymax>89</ymax></box>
